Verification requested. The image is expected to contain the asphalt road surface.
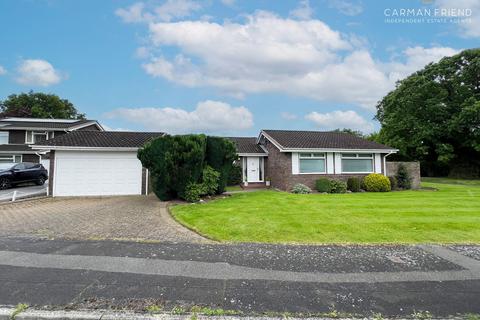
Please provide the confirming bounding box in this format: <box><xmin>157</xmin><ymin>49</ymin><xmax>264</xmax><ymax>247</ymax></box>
<box><xmin>0</xmin><ymin>237</ymin><xmax>479</xmax><ymax>317</ymax></box>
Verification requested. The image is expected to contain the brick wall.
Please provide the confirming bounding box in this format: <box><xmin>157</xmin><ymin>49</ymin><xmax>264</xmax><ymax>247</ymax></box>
<box><xmin>22</xmin><ymin>154</ymin><xmax>40</xmax><ymax>163</ymax></box>
<box><xmin>263</xmin><ymin>140</ymin><xmax>368</xmax><ymax>191</ymax></box>
<box><xmin>386</xmin><ymin>161</ymin><xmax>421</xmax><ymax>189</ymax></box>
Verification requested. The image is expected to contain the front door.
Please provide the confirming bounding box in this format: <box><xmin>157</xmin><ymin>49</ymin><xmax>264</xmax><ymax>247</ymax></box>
<box><xmin>246</xmin><ymin>157</ymin><xmax>261</xmax><ymax>182</ymax></box>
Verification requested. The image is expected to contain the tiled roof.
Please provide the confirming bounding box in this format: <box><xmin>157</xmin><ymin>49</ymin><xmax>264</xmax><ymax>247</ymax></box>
<box><xmin>0</xmin><ymin>118</ymin><xmax>99</xmax><ymax>130</ymax></box>
<box><xmin>228</xmin><ymin>137</ymin><xmax>267</xmax><ymax>154</ymax></box>
<box><xmin>262</xmin><ymin>130</ymin><xmax>394</xmax><ymax>150</ymax></box>
<box><xmin>34</xmin><ymin>131</ymin><xmax>165</xmax><ymax>148</ymax></box>
<box><xmin>0</xmin><ymin>144</ymin><xmax>35</xmax><ymax>153</ymax></box>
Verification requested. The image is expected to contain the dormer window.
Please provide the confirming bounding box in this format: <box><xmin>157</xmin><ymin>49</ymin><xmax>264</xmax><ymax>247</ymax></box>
<box><xmin>26</xmin><ymin>131</ymin><xmax>54</xmax><ymax>144</ymax></box>
<box><xmin>0</xmin><ymin>132</ymin><xmax>8</xmax><ymax>145</ymax></box>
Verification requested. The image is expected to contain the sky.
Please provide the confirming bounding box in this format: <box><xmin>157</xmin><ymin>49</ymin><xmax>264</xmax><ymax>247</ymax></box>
<box><xmin>0</xmin><ymin>0</ymin><xmax>478</xmax><ymax>136</ymax></box>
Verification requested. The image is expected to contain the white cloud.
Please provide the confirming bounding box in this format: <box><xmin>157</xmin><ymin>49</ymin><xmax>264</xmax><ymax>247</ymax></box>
<box><xmin>328</xmin><ymin>0</ymin><xmax>363</xmax><ymax>16</ymax></box>
<box><xmin>436</xmin><ymin>0</ymin><xmax>480</xmax><ymax>38</ymax></box>
<box><xmin>15</xmin><ymin>59</ymin><xmax>63</xmax><ymax>87</ymax></box>
<box><xmin>281</xmin><ymin>112</ymin><xmax>298</xmax><ymax>120</ymax></box>
<box><xmin>305</xmin><ymin>110</ymin><xmax>374</xmax><ymax>133</ymax></box>
<box><xmin>105</xmin><ymin>100</ymin><xmax>253</xmax><ymax>134</ymax></box>
<box><xmin>384</xmin><ymin>46</ymin><xmax>460</xmax><ymax>82</ymax></box>
<box><xmin>116</xmin><ymin>0</ymin><xmax>202</xmax><ymax>23</ymax></box>
<box><xmin>128</xmin><ymin>9</ymin><xmax>458</xmax><ymax>110</ymax></box>
<box><xmin>289</xmin><ymin>0</ymin><xmax>314</xmax><ymax>20</ymax></box>
<box><xmin>100</xmin><ymin>124</ymin><xmax>132</xmax><ymax>132</ymax></box>
<box><xmin>0</xmin><ymin>65</ymin><xmax>6</xmax><ymax>75</ymax></box>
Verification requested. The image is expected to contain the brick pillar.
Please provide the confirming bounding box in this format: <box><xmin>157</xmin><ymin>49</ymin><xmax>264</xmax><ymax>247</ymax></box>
<box><xmin>48</xmin><ymin>151</ymin><xmax>55</xmax><ymax>196</ymax></box>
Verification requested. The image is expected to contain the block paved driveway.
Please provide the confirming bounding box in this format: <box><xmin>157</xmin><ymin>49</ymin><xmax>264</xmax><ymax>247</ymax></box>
<box><xmin>0</xmin><ymin>195</ymin><xmax>208</xmax><ymax>243</ymax></box>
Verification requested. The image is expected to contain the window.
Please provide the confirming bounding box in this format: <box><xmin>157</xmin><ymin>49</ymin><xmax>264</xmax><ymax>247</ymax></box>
<box><xmin>26</xmin><ymin>131</ymin><xmax>50</xmax><ymax>144</ymax></box>
<box><xmin>0</xmin><ymin>132</ymin><xmax>8</xmax><ymax>144</ymax></box>
<box><xmin>0</xmin><ymin>155</ymin><xmax>22</xmax><ymax>163</ymax></box>
<box><xmin>341</xmin><ymin>153</ymin><xmax>373</xmax><ymax>173</ymax></box>
<box><xmin>299</xmin><ymin>153</ymin><xmax>326</xmax><ymax>173</ymax></box>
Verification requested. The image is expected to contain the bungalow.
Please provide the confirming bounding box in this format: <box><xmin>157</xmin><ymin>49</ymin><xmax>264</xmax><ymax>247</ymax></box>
<box><xmin>229</xmin><ymin>130</ymin><xmax>398</xmax><ymax>190</ymax></box>
<box><xmin>32</xmin><ymin>128</ymin><xmax>397</xmax><ymax>197</ymax></box>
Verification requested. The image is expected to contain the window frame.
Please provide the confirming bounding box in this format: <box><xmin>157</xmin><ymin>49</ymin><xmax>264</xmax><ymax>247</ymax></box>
<box><xmin>0</xmin><ymin>131</ymin><xmax>9</xmax><ymax>145</ymax></box>
<box><xmin>0</xmin><ymin>154</ymin><xmax>22</xmax><ymax>163</ymax></box>
<box><xmin>298</xmin><ymin>152</ymin><xmax>326</xmax><ymax>174</ymax></box>
<box><xmin>25</xmin><ymin>130</ymin><xmax>51</xmax><ymax>144</ymax></box>
<box><xmin>341</xmin><ymin>153</ymin><xmax>374</xmax><ymax>174</ymax></box>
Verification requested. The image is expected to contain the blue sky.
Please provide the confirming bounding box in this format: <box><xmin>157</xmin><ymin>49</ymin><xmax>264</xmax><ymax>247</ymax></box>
<box><xmin>0</xmin><ymin>0</ymin><xmax>478</xmax><ymax>136</ymax></box>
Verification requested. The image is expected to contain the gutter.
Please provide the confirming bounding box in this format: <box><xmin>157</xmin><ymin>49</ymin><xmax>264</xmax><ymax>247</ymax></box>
<box><xmin>383</xmin><ymin>151</ymin><xmax>395</xmax><ymax>175</ymax></box>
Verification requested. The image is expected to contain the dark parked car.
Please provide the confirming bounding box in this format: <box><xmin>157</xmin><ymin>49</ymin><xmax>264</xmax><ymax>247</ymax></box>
<box><xmin>0</xmin><ymin>162</ymin><xmax>48</xmax><ymax>190</ymax></box>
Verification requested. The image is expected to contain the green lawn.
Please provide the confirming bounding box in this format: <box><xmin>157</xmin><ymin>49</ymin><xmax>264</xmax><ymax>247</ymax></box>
<box><xmin>170</xmin><ymin>179</ymin><xmax>480</xmax><ymax>244</ymax></box>
<box><xmin>225</xmin><ymin>185</ymin><xmax>243</xmax><ymax>192</ymax></box>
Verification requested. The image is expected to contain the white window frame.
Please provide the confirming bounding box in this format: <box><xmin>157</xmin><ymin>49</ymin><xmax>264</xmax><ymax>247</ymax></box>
<box><xmin>341</xmin><ymin>153</ymin><xmax>374</xmax><ymax>174</ymax></box>
<box><xmin>0</xmin><ymin>132</ymin><xmax>9</xmax><ymax>145</ymax></box>
<box><xmin>298</xmin><ymin>152</ymin><xmax>326</xmax><ymax>174</ymax></box>
<box><xmin>0</xmin><ymin>154</ymin><xmax>22</xmax><ymax>163</ymax></box>
<box><xmin>25</xmin><ymin>130</ymin><xmax>51</xmax><ymax>144</ymax></box>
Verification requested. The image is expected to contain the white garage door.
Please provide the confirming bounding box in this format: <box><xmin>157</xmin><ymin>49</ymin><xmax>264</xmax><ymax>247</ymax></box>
<box><xmin>54</xmin><ymin>151</ymin><xmax>142</xmax><ymax>196</ymax></box>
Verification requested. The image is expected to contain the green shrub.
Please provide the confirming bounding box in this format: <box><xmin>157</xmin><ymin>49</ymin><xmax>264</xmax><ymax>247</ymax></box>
<box><xmin>330</xmin><ymin>180</ymin><xmax>347</xmax><ymax>193</ymax></box>
<box><xmin>388</xmin><ymin>176</ymin><xmax>398</xmax><ymax>190</ymax></box>
<box><xmin>228</xmin><ymin>164</ymin><xmax>243</xmax><ymax>186</ymax></box>
<box><xmin>347</xmin><ymin>177</ymin><xmax>361</xmax><ymax>192</ymax></box>
<box><xmin>363</xmin><ymin>173</ymin><xmax>391</xmax><ymax>192</ymax></box>
<box><xmin>396</xmin><ymin>164</ymin><xmax>412</xmax><ymax>189</ymax></box>
<box><xmin>315</xmin><ymin>178</ymin><xmax>332</xmax><ymax>193</ymax></box>
<box><xmin>202</xmin><ymin>165</ymin><xmax>220</xmax><ymax>195</ymax></box>
<box><xmin>291</xmin><ymin>183</ymin><xmax>312</xmax><ymax>194</ymax></box>
<box><xmin>184</xmin><ymin>183</ymin><xmax>204</xmax><ymax>202</ymax></box>
<box><xmin>206</xmin><ymin>137</ymin><xmax>238</xmax><ymax>194</ymax></box>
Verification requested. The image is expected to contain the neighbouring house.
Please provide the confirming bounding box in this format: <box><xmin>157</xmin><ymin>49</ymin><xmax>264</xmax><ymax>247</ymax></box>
<box><xmin>229</xmin><ymin>130</ymin><xmax>398</xmax><ymax>190</ymax></box>
<box><xmin>0</xmin><ymin>117</ymin><xmax>103</xmax><ymax>168</ymax></box>
<box><xmin>32</xmin><ymin>130</ymin><xmax>164</xmax><ymax>197</ymax></box>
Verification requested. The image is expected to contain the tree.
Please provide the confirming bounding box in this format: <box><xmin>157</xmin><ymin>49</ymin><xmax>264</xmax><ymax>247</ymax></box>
<box><xmin>376</xmin><ymin>48</ymin><xmax>480</xmax><ymax>177</ymax></box>
<box><xmin>332</xmin><ymin>128</ymin><xmax>365</xmax><ymax>138</ymax></box>
<box><xmin>0</xmin><ymin>91</ymin><xmax>85</xmax><ymax>119</ymax></box>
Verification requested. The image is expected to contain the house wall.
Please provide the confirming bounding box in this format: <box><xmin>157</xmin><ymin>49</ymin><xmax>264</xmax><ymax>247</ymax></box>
<box><xmin>48</xmin><ymin>150</ymin><xmax>55</xmax><ymax>196</ymax></box>
<box><xmin>22</xmin><ymin>154</ymin><xmax>40</xmax><ymax>163</ymax></box>
<box><xmin>263</xmin><ymin>139</ymin><xmax>385</xmax><ymax>191</ymax></box>
<box><xmin>386</xmin><ymin>161</ymin><xmax>421</xmax><ymax>189</ymax></box>
<box><xmin>8</xmin><ymin>130</ymin><xmax>26</xmax><ymax>144</ymax></box>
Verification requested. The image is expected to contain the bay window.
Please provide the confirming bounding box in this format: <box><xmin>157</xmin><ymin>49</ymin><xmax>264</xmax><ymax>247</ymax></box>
<box><xmin>341</xmin><ymin>153</ymin><xmax>373</xmax><ymax>173</ymax></box>
<box><xmin>299</xmin><ymin>153</ymin><xmax>326</xmax><ymax>173</ymax></box>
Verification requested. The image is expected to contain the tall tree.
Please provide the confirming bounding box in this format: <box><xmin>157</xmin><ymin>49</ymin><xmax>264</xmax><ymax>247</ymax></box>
<box><xmin>376</xmin><ymin>48</ymin><xmax>480</xmax><ymax>177</ymax></box>
<box><xmin>0</xmin><ymin>91</ymin><xmax>85</xmax><ymax>119</ymax></box>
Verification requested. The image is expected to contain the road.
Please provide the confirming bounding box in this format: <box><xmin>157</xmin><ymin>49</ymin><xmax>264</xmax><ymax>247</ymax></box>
<box><xmin>0</xmin><ymin>237</ymin><xmax>479</xmax><ymax>317</ymax></box>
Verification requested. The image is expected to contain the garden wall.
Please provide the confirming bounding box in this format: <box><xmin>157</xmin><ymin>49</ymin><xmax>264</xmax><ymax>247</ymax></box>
<box><xmin>386</xmin><ymin>161</ymin><xmax>421</xmax><ymax>189</ymax></box>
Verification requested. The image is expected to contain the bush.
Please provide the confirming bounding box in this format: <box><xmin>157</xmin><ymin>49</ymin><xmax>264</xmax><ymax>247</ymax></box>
<box><xmin>139</xmin><ymin>134</ymin><xmax>237</xmax><ymax>201</ymax></box>
<box><xmin>330</xmin><ymin>180</ymin><xmax>347</xmax><ymax>193</ymax></box>
<box><xmin>363</xmin><ymin>173</ymin><xmax>391</xmax><ymax>192</ymax></box>
<box><xmin>291</xmin><ymin>183</ymin><xmax>312</xmax><ymax>194</ymax></box>
<box><xmin>396</xmin><ymin>164</ymin><xmax>412</xmax><ymax>189</ymax></box>
<box><xmin>228</xmin><ymin>164</ymin><xmax>243</xmax><ymax>185</ymax></box>
<box><xmin>206</xmin><ymin>137</ymin><xmax>238</xmax><ymax>194</ymax></box>
<box><xmin>347</xmin><ymin>177</ymin><xmax>361</xmax><ymax>192</ymax></box>
<box><xmin>388</xmin><ymin>176</ymin><xmax>398</xmax><ymax>190</ymax></box>
<box><xmin>202</xmin><ymin>166</ymin><xmax>220</xmax><ymax>195</ymax></box>
<box><xmin>184</xmin><ymin>183</ymin><xmax>204</xmax><ymax>202</ymax></box>
<box><xmin>315</xmin><ymin>178</ymin><xmax>331</xmax><ymax>193</ymax></box>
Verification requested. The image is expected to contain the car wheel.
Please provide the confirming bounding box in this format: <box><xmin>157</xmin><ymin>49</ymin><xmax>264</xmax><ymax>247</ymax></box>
<box><xmin>35</xmin><ymin>176</ymin><xmax>46</xmax><ymax>186</ymax></box>
<box><xmin>0</xmin><ymin>177</ymin><xmax>11</xmax><ymax>190</ymax></box>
